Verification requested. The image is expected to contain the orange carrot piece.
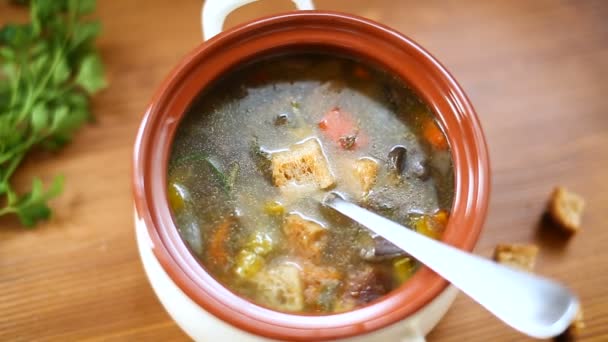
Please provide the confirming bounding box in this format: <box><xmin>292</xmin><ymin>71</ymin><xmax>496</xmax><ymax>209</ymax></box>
<box><xmin>318</xmin><ymin>107</ymin><xmax>368</xmax><ymax>149</ymax></box>
<box><xmin>434</xmin><ymin>209</ymin><xmax>449</xmax><ymax>227</ymax></box>
<box><xmin>423</xmin><ymin>119</ymin><xmax>448</xmax><ymax>150</ymax></box>
<box><xmin>318</xmin><ymin>107</ymin><xmax>354</xmax><ymax>140</ymax></box>
<box><xmin>208</xmin><ymin>218</ymin><xmax>233</xmax><ymax>266</ymax></box>
<box><xmin>414</xmin><ymin>209</ymin><xmax>449</xmax><ymax>240</ymax></box>
<box><xmin>318</xmin><ymin>119</ymin><xmax>329</xmax><ymax>130</ymax></box>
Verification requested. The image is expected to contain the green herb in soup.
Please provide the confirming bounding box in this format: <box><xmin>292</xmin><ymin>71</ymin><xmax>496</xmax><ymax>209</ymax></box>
<box><xmin>168</xmin><ymin>54</ymin><xmax>454</xmax><ymax>314</ymax></box>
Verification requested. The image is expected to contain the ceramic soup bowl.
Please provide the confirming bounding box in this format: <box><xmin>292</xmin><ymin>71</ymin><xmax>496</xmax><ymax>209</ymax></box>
<box><xmin>133</xmin><ymin>2</ymin><xmax>490</xmax><ymax>341</ymax></box>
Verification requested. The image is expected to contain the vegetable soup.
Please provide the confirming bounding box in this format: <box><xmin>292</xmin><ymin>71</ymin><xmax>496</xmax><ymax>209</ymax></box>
<box><xmin>168</xmin><ymin>54</ymin><xmax>454</xmax><ymax>314</ymax></box>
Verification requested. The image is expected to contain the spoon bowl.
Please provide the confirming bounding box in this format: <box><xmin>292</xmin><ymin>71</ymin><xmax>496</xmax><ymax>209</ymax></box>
<box><xmin>323</xmin><ymin>193</ymin><xmax>579</xmax><ymax>339</ymax></box>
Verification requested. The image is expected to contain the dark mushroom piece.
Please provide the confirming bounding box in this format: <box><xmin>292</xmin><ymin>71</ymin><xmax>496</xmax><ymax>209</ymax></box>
<box><xmin>339</xmin><ymin>134</ymin><xmax>357</xmax><ymax>150</ymax></box>
<box><xmin>274</xmin><ymin>113</ymin><xmax>290</xmax><ymax>126</ymax></box>
<box><xmin>360</xmin><ymin>236</ymin><xmax>409</xmax><ymax>262</ymax></box>
<box><xmin>388</xmin><ymin>145</ymin><xmax>407</xmax><ymax>175</ymax></box>
<box><xmin>342</xmin><ymin>266</ymin><xmax>387</xmax><ymax>304</ymax></box>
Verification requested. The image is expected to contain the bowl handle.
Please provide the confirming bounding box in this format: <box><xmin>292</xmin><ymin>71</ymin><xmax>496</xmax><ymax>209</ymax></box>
<box><xmin>201</xmin><ymin>0</ymin><xmax>315</xmax><ymax>41</ymax></box>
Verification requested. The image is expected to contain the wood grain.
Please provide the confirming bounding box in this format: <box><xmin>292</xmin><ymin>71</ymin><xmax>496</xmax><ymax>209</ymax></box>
<box><xmin>1</xmin><ymin>0</ymin><xmax>607</xmax><ymax>341</ymax></box>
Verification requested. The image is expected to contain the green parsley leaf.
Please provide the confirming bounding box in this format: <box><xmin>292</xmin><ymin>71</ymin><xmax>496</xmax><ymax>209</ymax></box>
<box><xmin>0</xmin><ymin>0</ymin><xmax>106</xmax><ymax>227</ymax></box>
<box><xmin>74</xmin><ymin>52</ymin><xmax>106</xmax><ymax>94</ymax></box>
<box><xmin>71</xmin><ymin>21</ymin><xmax>101</xmax><ymax>48</ymax></box>
<box><xmin>30</xmin><ymin>102</ymin><xmax>49</xmax><ymax>132</ymax></box>
<box><xmin>69</xmin><ymin>0</ymin><xmax>96</xmax><ymax>15</ymax></box>
<box><xmin>51</xmin><ymin>56</ymin><xmax>70</xmax><ymax>85</ymax></box>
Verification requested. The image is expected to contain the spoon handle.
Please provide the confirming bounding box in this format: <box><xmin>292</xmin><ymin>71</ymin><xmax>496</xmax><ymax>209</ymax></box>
<box><xmin>325</xmin><ymin>196</ymin><xmax>579</xmax><ymax>339</ymax></box>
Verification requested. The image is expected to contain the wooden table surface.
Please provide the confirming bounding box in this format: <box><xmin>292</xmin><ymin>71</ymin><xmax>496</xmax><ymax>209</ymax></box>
<box><xmin>1</xmin><ymin>0</ymin><xmax>607</xmax><ymax>341</ymax></box>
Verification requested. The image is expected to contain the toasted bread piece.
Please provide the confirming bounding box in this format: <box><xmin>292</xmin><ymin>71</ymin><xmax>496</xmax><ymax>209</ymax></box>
<box><xmin>300</xmin><ymin>263</ymin><xmax>342</xmax><ymax>310</ymax></box>
<box><xmin>548</xmin><ymin>187</ymin><xmax>585</xmax><ymax>233</ymax></box>
<box><xmin>493</xmin><ymin>244</ymin><xmax>539</xmax><ymax>272</ymax></box>
<box><xmin>283</xmin><ymin>213</ymin><xmax>328</xmax><ymax>262</ymax></box>
<box><xmin>254</xmin><ymin>263</ymin><xmax>303</xmax><ymax>311</ymax></box>
<box><xmin>353</xmin><ymin>157</ymin><xmax>378</xmax><ymax>193</ymax></box>
<box><xmin>271</xmin><ymin>138</ymin><xmax>335</xmax><ymax>189</ymax></box>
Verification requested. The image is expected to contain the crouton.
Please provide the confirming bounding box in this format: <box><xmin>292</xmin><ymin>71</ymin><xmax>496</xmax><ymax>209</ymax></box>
<box><xmin>300</xmin><ymin>263</ymin><xmax>342</xmax><ymax>311</ymax></box>
<box><xmin>548</xmin><ymin>187</ymin><xmax>585</xmax><ymax>233</ymax></box>
<box><xmin>493</xmin><ymin>244</ymin><xmax>539</xmax><ymax>272</ymax></box>
<box><xmin>353</xmin><ymin>157</ymin><xmax>378</xmax><ymax>193</ymax></box>
<box><xmin>254</xmin><ymin>263</ymin><xmax>303</xmax><ymax>311</ymax></box>
<box><xmin>283</xmin><ymin>213</ymin><xmax>328</xmax><ymax>262</ymax></box>
<box><xmin>271</xmin><ymin>138</ymin><xmax>335</xmax><ymax>189</ymax></box>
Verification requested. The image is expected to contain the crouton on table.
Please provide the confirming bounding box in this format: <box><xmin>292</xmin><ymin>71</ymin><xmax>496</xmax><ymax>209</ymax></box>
<box><xmin>493</xmin><ymin>243</ymin><xmax>539</xmax><ymax>272</ymax></box>
<box><xmin>548</xmin><ymin>186</ymin><xmax>585</xmax><ymax>233</ymax></box>
<box><xmin>271</xmin><ymin>138</ymin><xmax>335</xmax><ymax>189</ymax></box>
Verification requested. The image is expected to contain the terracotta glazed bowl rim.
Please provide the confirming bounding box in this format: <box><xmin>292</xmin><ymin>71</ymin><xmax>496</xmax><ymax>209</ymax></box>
<box><xmin>133</xmin><ymin>11</ymin><xmax>490</xmax><ymax>341</ymax></box>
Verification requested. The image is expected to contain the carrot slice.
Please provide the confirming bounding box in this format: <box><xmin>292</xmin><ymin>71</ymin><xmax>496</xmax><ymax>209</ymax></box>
<box><xmin>318</xmin><ymin>107</ymin><xmax>368</xmax><ymax>149</ymax></box>
<box><xmin>208</xmin><ymin>218</ymin><xmax>233</xmax><ymax>266</ymax></box>
<box><xmin>423</xmin><ymin>119</ymin><xmax>448</xmax><ymax>150</ymax></box>
<box><xmin>413</xmin><ymin>209</ymin><xmax>449</xmax><ymax>240</ymax></box>
<box><xmin>318</xmin><ymin>107</ymin><xmax>354</xmax><ymax>140</ymax></box>
<box><xmin>434</xmin><ymin>209</ymin><xmax>449</xmax><ymax>226</ymax></box>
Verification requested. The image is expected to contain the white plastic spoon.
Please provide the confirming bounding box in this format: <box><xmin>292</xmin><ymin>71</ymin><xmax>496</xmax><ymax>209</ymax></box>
<box><xmin>323</xmin><ymin>193</ymin><xmax>579</xmax><ymax>339</ymax></box>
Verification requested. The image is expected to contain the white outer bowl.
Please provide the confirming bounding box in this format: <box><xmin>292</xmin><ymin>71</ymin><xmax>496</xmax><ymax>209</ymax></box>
<box><xmin>135</xmin><ymin>213</ymin><xmax>459</xmax><ymax>341</ymax></box>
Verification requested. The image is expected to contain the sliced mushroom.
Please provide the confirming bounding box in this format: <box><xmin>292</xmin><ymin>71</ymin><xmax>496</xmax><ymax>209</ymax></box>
<box><xmin>339</xmin><ymin>134</ymin><xmax>357</xmax><ymax>150</ymax></box>
<box><xmin>360</xmin><ymin>236</ymin><xmax>408</xmax><ymax>262</ymax></box>
<box><xmin>388</xmin><ymin>145</ymin><xmax>407</xmax><ymax>175</ymax></box>
<box><xmin>274</xmin><ymin>113</ymin><xmax>290</xmax><ymax>126</ymax></box>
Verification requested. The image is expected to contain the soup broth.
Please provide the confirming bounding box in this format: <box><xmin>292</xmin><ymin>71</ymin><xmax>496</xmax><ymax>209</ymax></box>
<box><xmin>168</xmin><ymin>54</ymin><xmax>454</xmax><ymax>314</ymax></box>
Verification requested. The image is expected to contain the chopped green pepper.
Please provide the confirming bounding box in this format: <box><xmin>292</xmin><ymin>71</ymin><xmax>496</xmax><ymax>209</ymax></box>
<box><xmin>264</xmin><ymin>201</ymin><xmax>285</xmax><ymax>216</ymax></box>
<box><xmin>234</xmin><ymin>250</ymin><xmax>265</xmax><ymax>279</ymax></box>
<box><xmin>234</xmin><ymin>231</ymin><xmax>275</xmax><ymax>278</ymax></box>
<box><xmin>245</xmin><ymin>231</ymin><xmax>274</xmax><ymax>256</ymax></box>
<box><xmin>393</xmin><ymin>257</ymin><xmax>415</xmax><ymax>285</ymax></box>
<box><xmin>167</xmin><ymin>181</ymin><xmax>189</xmax><ymax>213</ymax></box>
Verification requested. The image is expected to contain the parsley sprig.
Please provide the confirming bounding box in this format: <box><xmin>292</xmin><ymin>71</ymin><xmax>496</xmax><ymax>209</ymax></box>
<box><xmin>0</xmin><ymin>0</ymin><xmax>106</xmax><ymax>226</ymax></box>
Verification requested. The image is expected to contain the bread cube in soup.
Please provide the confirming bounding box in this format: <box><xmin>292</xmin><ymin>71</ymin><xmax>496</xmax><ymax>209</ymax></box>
<box><xmin>271</xmin><ymin>138</ymin><xmax>335</xmax><ymax>189</ymax></box>
<box><xmin>353</xmin><ymin>157</ymin><xmax>378</xmax><ymax>193</ymax></box>
<box><xmin>254</xmin><ymin>263</ymin><xmax>303</xmax><ymax>311</ymax></box>
<box><xmin>283</xmin><ymin>213</ymin><xmax>328</xmax><ymax>262</ymax></box>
